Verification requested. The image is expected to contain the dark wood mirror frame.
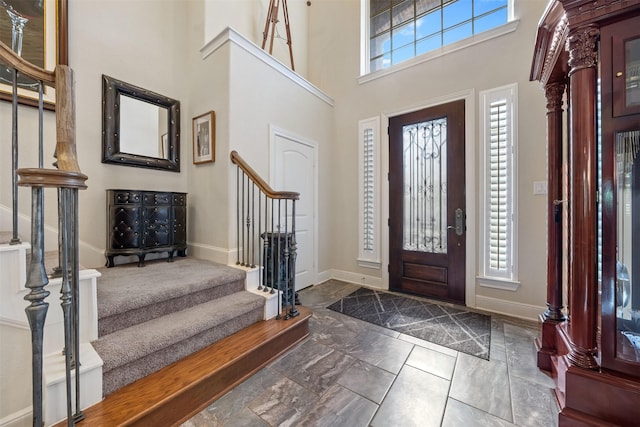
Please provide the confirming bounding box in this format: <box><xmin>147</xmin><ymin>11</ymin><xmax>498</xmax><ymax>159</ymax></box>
<box><xmin>101</xmin><ymin>74</ymin><xmax>181</xmax><ymax>172</ymax></box>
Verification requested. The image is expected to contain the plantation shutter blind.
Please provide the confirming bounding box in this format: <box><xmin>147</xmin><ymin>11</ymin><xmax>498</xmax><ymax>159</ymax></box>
<box><xmin>358</xmin><ymin>116</ymin><xmax>381</xmax><ymax>267</ymax></box>
<box><xmin>488</xmin><ymin>99</ymin><xmax>511</xmax><ymax>275</ymax></box>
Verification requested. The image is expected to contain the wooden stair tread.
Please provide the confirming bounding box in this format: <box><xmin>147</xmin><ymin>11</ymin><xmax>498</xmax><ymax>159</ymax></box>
<box><xmin>66</xmin><ymin>306</ymin><xmax>311</xmax><ymax>427</ymax></box>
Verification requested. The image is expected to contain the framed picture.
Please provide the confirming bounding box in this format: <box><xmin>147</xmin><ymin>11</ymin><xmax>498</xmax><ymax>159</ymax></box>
<box><xmin>0</xmin><ymin>0</ymin><xmax>68</xmax><ymax>110</ymax></box>
<box><xmin>160</xmin><ymin>133</ymin><xmax>168</xmax><ymax>158</ymax></box>
<box><xmin>192</xmin><ymin>111</ymin><xmax>215</xmax><ymax>164</ymax></box>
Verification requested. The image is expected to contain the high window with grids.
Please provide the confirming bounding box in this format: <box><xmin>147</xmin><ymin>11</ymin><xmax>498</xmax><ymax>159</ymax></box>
<box><xmin>479</xmin><ymin>84</ymin><xmax>518</xmax><ymax>287</ymax></box>
<box><xmin>368</xmin><ymin>0</ymin><xmax>509</xmax><ymax>72</ymax></box>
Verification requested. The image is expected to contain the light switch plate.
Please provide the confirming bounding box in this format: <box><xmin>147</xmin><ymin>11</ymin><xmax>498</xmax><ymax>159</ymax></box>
<box><xmin>533</xmin><ymin>181</ymin><xmax>548</xmax><ymax>195</ymax></box>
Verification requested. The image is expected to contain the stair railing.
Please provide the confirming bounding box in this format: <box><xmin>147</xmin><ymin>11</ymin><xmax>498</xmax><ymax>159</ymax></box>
<box><xmin>0</xmin><ymin>35</ymin><xmax>87</xmax><ymax>426</ymax></box>
<box><xmin>230</xmin><ymin>150</ymin><xmax>300</xmax><ymax>319</ymax></box>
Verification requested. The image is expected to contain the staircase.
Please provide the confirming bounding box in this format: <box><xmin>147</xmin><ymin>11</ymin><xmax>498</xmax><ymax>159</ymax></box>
<box><xmin>92</xmin><ymin>258</ymin><xmax>265</xmax><ymax>396</ymax></box>
<box><xmin>1</xmin><ymin>232</ymin><xmax>311</xmax><ymax>426</ymax></box>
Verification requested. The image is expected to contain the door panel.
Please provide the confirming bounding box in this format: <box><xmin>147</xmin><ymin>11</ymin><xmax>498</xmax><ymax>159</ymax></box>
<box><xmin>272</xmin><ymin>134</ymin><xmax>316</xmax><ymax>290</ymax></box>
<box><xmin>389</xmin><ymin>100</ymin><xmax>466</xmax><ymax>304</ymax></box>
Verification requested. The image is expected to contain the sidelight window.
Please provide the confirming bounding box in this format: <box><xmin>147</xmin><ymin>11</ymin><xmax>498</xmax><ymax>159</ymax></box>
<box><xmin>358</xmin><ymin>116</ymin><xmax>381</xmax><ymax>268</ymax></box>
<box><xmin>479</xmin><ymin>84</ymin><xmax>518</xmax><ymax>288</ymax></box>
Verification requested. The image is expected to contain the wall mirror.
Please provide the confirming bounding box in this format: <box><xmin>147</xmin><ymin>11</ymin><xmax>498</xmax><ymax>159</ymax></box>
<box><xmin>102</xmin><ymin>74</ymin><xmax>180</xmax><ymax>171</ymax></box>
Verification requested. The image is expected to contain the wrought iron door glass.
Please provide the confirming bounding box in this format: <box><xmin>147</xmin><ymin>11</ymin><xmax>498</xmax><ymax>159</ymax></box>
<box><xmin>402</xmin><ymin>118</ymin><xmax>447</xmax><ymax>253</ymax></box>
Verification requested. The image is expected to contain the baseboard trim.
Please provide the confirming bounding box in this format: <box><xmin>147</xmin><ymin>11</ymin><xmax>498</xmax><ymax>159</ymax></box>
<box><xmin>187</xmin><ymin>243</ymin><xmax>232</xmax><ymax>265</ymax></box>
<box><xmin>317</xmin><ymin>269</ymin><xmax>385</xmax><ymax>290</ymax></box>
<box><xmin>475</xmin><ymin>295</ymin><xmax>545</xmax><ymax>322</ymax></box>
<box><xmin>0</xmin><ymin>405</ymin><xmax>31</xmax><ymax>427</ymax></box>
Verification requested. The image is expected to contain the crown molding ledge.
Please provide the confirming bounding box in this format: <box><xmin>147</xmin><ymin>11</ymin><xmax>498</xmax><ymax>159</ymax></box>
<box><xmin>201</xmin><ymin>27</ymin><xmax>334</xmax><ymax>107</ymax></box>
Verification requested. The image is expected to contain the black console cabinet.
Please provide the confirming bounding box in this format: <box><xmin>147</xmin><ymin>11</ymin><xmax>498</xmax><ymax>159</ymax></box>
<box><xmin>105</xmin><ymin>189</ymin><xmax>187</xmax><ymax>267</ymax></box>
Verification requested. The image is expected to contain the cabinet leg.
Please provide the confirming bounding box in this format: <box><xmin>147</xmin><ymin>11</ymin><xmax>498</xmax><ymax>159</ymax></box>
<box><xmin>168</xmin><ymin>250</ymin><xmax>175</xmax><ymax>262</ymax></box>
<box><xmin>105</xmin><ymin>256</ymin><xmax>115</xmax><ymax>268</ymax></box>
<box><xmin>137</xmin><ymin>255</ymin><xmax>146</xmax><ymax>267</ymax></box>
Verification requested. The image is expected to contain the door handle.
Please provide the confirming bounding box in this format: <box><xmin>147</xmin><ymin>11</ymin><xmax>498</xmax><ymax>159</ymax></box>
<box><xmin>448</xmin><ymin>208</ymin><xmax>465</xmax><ymax>236</ymax></box>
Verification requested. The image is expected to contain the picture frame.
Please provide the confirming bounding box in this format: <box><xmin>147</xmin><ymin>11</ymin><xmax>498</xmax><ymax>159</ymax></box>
<box><xmin>0</xmin><ymin>0</ymin><xmax>68</xmax><ymax>110</ymax></box>
<box><xmin>192</xmin><ymin>111</ymin><xmax>215</xmax><ymax>164</ymax></box>
<box><xmin>160</xmin><ymin>133</ymin><xmax>168</xmax><ymax>158</ymax></box>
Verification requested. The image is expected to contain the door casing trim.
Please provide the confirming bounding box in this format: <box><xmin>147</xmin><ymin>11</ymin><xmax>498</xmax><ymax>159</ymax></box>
<box><xmin>381</xmin><ymin>89</ymin><xmax>476</xmax><ymax>307</ymax></box>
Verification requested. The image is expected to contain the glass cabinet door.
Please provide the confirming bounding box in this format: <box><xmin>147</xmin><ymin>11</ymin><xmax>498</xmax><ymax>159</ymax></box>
<box><xmin>601</xmin><ymin>14</ymin><xmax>640</xmax><ymax>377</ymax></box>
<box><xmin>613</xmin><ymin>25</ymin><xmax>640</xmax><ymax>116</ymax></box>
<box><xmin>615</xmin><ymin>130</ymin><xmax>640</xmax><ymax>363</ymax></box>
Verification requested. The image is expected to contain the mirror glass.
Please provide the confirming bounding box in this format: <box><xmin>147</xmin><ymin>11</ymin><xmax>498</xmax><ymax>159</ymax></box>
<box><xmin>120</xmin><ymin>96</ymin><xmax>169</xmax><ymax>158</ymax></box>
<box><xmin>102</xmin><ymin>75</ymin><xmax>180</xmax><ymax>171</ymax></box>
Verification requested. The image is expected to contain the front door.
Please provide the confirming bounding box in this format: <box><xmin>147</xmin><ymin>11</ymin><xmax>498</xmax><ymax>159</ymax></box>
<box><xmin>389</xmin><ymin>100</ymin><xmax>466</xmax><ymax>304</ymax></box>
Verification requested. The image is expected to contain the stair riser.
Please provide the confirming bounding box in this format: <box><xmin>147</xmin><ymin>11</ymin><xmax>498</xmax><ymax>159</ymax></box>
<box><xmin>102</xmin><ymin>306</ymin><xmax>264</xmax><ymax>396</ymax></box>
<box><xmin>98</xmin><ymin>278</ymin><xmax>245</xmax><ymax>336</ymax></box>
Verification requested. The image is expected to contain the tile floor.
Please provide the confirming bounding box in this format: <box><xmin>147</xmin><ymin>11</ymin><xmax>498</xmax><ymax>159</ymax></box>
<box><xmin>182</xmin><ymin>280</ymin><xmax>559</xmax><ymax>427</ymax></box>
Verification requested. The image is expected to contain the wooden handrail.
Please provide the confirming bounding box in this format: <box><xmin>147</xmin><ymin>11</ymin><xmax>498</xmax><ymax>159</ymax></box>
<box><xmin>230</xmin><ymin>150</ymin><xmax>299</xmax><ymax>200</ymax></box>
<box><xmin>0</xmin><ymin>40</ymin><xmax>55</xmax><ymax>85</ymax></box>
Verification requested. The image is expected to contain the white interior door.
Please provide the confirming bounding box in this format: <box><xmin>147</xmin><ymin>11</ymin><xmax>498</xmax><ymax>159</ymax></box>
<box><xmin>271</xmin><ymin>129</ymin><xmax>316</xmax><ymax>290</ymax></box>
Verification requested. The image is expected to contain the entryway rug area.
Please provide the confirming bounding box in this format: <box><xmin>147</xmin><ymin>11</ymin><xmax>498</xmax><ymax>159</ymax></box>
<box><xmin>327</xmin><ymin>287</ymin><xmax>491</xmax><ymax>360</ymax></box>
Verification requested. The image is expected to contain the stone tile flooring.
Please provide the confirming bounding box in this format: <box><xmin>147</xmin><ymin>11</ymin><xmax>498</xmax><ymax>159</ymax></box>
<box><xmin>327</xmin><ymin>286</ymin><xmax>491</xmax><ymax>359</ymax></box>
<box><xmin>182</xmin><ymin>280</ymin><xmax>559</xmax><ymax>427</ymax></box>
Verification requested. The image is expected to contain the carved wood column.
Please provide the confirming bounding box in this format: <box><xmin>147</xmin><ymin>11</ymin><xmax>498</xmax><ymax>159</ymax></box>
<box><xmin>566</xmin><ymin>24</ymin><xmax>599</xmax><ymax>370</ymax></box>
<box><xmin>545</xmin><ymin>81</ymin><xmax>567</xmax><ymax>321</ymax></box>
<box><xmin>537</xmin><ymin>81</ymin><xmax>567</xmax><ymax>372</ymax></box>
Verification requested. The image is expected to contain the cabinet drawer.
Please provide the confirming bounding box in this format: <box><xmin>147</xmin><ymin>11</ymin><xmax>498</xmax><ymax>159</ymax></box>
<box><xmin>112</xmin><ymin>191</ymin><xmax>141</xmax><ymax>205</ymax></box>
<box><xmin>144</xmin><ymin>192</ymin><xmax>171</xmax><ymax>205</ymax></box>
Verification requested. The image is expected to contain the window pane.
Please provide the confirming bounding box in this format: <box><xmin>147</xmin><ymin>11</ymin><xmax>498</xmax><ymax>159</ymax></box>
<box><xmin>371</xmin><ymin>11</ymin><xmax>391</xmax><ymax>36</ymax></box>
<box><xmin>443</xmin><ymin>0</ymin><xmax>472</xmax><ymax>29</ymax></box>
<box><xmin>371</xmin><ymin>0</ymin><xmax>390</xmax><ymax>17</ymax></box>
<box><xmin>370</xmin><ymin>53</ymin><xmax>391</xmax><ymax>72</ymax></box>
<box><xmin>443</xmin><ymin>22</ymin><xmax>472</xmax><ymax>45</ymax></box>
<box><xmin>368</xmin><ymin>0</ymin><xmax>510</xmax><ymax>72</ymax></box>
<box><xmin>371</xmin><ymin>32</ymin><xmax>391</xmax><ymax>57</ymax></box>
<box><xmin>416</xmin><ymin>9</ymin><xmax>442</xmax><ymax>39</ymax></box>
<box><xmin>417</xmin><ymin>0</ymin><xmax>442</xmax><ymax>15</ymax></box>
<box><xmin>474</xmin><ymin>0</ymin><xmax>507</xmax><ymax>17</ymax></box>
<box><xmin>392</xmin><ymin>21</ymin><xmax>415</xmax><ymax>49</ymax></box>
<box><xmin>392</xmin><ymin>43</ymin><xmax>415</xmax><ymax>64</ymax></box>
<box><xmin>416</xmin><ymin>34</ymin><xmax>442</xmax><ymax>55</ymax></box>
<box><xmin>392</xmin><ymin>0</ymin><xmax>414</xmax><ymax>26</ymax></box>
<box><xmin>474</xmin><ymin>7</ymin><xmax>507</xmax><ymax>33</ymax></box>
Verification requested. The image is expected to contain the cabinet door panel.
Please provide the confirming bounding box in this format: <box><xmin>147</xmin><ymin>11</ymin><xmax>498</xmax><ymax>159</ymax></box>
<box><xmin>143</xmin><ymin>206</ymin><xmax>171</xmax><ymax>247</ymax></box>
<box><xmin>173</xmin><ymin>206</ymin><xmax>187</xmax><ymax>246</ymax></box>
<box><xmin>110</xmin><ymin>207</ymin><xmax>141</xmax><ymax>249</ymax></box>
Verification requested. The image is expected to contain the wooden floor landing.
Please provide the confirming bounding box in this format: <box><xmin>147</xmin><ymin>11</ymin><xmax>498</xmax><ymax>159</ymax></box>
<box><xmin>57</xmin><ymin>306</ymin><xmax>311</xmax><ymax>427</ymax></box>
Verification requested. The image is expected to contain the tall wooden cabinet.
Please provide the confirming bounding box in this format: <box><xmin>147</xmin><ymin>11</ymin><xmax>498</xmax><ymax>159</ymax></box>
<box><xmin>531</xmin><ymin>1</ymin><xmax>640</xmax><ymax>425</ymax></box>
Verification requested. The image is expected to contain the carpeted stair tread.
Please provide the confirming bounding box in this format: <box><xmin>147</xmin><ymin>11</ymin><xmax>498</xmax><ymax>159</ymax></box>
<box><xmin>93</xmin><ymin>290</ymin><xmax>264</xmax><ymax>373</ymax></box>
<box><xmin>96</xmin><ymin>258</ymin><xmax>246</xmax><ymax>335</ymax></box>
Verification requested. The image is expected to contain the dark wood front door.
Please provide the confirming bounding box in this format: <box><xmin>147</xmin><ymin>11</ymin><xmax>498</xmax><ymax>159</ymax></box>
<box><xmin>389</xmin><ymin>100</ymin><xmax>466</xmax><ymax>304</ymax></box>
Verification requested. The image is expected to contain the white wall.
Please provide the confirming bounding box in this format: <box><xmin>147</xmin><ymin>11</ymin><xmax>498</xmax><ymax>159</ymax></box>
<box><xmin>307</xmin><ymin>0</ymin><xmax>550</xmax><ymax>317</ymax></box>
<box><xmin>204</xmin><ymin>0</ymin><xmax>310</xmax><ymax>78</ymax></box>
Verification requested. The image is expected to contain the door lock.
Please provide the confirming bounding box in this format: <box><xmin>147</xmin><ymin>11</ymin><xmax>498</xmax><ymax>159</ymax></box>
<box><xmin>448</xmin><ymin>208</ymin><xmax>465</xmax><ymax>236</ymax></box>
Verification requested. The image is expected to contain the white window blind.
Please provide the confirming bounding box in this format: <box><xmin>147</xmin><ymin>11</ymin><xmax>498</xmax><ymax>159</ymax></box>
<box><xmin>358</xmin><ymin>116</ymin><xmax>381</xmax><ymax>268</ymax></box>
<box><xmin>480</xmin><ymin>84</ymin><xmax>518</xmax><ymax>287</ymax></box>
